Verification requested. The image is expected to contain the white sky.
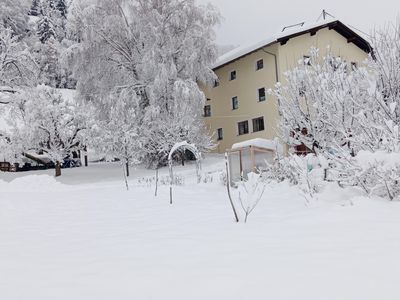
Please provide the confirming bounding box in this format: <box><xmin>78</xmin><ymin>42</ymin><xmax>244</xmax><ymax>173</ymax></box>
<box><xmin>198</xmin><ymin>0</ymin><xmax>400</xmax><ymax>47</ymax></box>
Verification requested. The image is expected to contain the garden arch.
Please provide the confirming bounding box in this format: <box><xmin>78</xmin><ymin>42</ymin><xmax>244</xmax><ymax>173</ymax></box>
<box><xmin>168</xmin><ymin>142</ymin><xmax>202</xmax><ymax>204</ymax></box>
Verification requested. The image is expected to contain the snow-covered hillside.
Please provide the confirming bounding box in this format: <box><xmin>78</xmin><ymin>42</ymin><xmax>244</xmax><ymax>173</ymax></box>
<box><xmin>1</xmin><ymin>156</ymin><xmax>400</xmax><ymax>300</ymax></box>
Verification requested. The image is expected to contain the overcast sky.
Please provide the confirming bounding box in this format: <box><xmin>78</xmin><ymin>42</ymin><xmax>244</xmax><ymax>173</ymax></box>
<box><xmin>198</xmin><ymin>0</ymin><xmax>400</xmax><ymax>47</ymax></box>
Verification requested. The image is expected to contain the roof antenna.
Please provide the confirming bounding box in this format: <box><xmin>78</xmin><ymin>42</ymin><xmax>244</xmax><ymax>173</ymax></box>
<box><xmin>281</xmin><ymin>22</ymin><xmax>305</xmax><ymax>32</ymax></box>
<box><xmin>317</xmin><ymin>9</ymin><xmax>335</xmax><ymax>22</ymax></box>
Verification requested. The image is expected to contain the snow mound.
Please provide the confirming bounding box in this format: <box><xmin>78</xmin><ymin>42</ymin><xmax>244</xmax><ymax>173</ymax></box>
<box><xmin>1</xmin><ymin>175</ymin><xmax>66</xmax><ymax>192</ymax></box>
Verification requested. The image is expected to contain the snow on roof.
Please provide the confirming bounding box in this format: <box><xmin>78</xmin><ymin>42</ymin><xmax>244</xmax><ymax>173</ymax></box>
<box><xmin>214</xmin><ymin>18</ymin><xmax>339</xmax><ymax>69</ymax></box>
<box><xmin>232</xmin><ymin>138</ymin><xmax>281</xmax><ymax>152</ymax></box>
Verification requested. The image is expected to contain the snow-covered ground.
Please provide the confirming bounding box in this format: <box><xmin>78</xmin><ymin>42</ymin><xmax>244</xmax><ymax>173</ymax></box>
<box><xmin>1</xmin><ymin>154</ymin><xmax>400</xmax><ymax>300</ymax></box>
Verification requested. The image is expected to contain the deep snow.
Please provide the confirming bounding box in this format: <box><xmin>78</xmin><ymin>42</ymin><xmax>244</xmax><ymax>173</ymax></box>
<box><xmin>1</xmin><ymin>154</ymin><xmax>400</xmax><ymax>300</ymax></box>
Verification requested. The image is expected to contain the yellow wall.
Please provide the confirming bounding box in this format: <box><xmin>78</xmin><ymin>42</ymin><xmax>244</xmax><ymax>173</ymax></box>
<box><xmin>202</xmin><ymin>27</ymin><xmax>369</xmax><ymax>153</ymax></box>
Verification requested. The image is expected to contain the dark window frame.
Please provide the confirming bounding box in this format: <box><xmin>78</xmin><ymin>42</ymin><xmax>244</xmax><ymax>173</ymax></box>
<box><xmin>256</xmin><ymin>59</ymin><xmax>264</xmax><ymax>71</ymax></box>
<box><xmin>258</xmin><ymin>87</ymin><xmax>266</xmax><ymax>102</ymax></box>
<box><xmin>217</xmin><ymin>128</ymin><xmax>223</xmax><ymax>141</ymax></box>
<box><xmin>252</xmin><ymin>116</ymin><xmax>265</xmax><ymax>132</ymax></box>
<box><xmin>229</xmin><ymin>70</ymin><xmax>237</xmax><ymax>81</ymax></box>
<box><xmin>232</xmin><ymin>96</ymin><xmax>239</xmax><ymax>110</ymax></box>
<box><xmin>204</xmin><ymin>105</ymin><xmax>211</xmax><ymax>117</ymax></box>
<box><xmin>238</xmin><ymin>120</ymin><xmax>249</xmax><ymax>136</ymax></box>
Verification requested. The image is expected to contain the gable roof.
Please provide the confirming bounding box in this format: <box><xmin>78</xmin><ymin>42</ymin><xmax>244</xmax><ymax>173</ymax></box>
<box><xmin>214</xmin><ymin>19</ymin><xmax>372</xmax><ymax>70</ymax></box>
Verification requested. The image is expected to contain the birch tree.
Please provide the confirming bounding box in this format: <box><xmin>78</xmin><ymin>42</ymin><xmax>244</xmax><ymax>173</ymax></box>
<box><xmin>73</xmin><ymin>0</ymin><xmax>220</xmax><ymax>167</ymax></box>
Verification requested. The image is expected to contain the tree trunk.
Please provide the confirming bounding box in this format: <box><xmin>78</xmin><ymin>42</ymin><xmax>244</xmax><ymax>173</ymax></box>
<box><xmin>154</xmin><ymin>168</ymin><xmax>159</xmax><ymax>197</ymax></box>
<box><xmin>55</xmin><ymin>161</ymin><xmax>61</xmax><ymax>177</ymax></box>
<box><xmin>126</xmin><ymin>162</ymin><xmax>130</xmax><ymax>177</ymax></box>
<box><xmin>84</xmin><ymin>146</ymin><xmax>88</xmax><ymax>167</ymax></box>
<box><xmin>181</xmin><ymin>151</ymin><xmax>185</xmax><ymax>166</ymax></box>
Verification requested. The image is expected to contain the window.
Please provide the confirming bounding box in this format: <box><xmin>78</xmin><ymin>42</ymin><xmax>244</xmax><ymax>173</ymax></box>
<box><xmin>204</xmin><ymin>105</ymin><xmax>211</xmax><ymax>117</ymax></box>
<box><xmin>303</xmin><ymin>55</ymin><xmax>311</xmax><ymax>66</ymax></box>
<box><xmin>256</xmin><ymin>59</ymin><xmax>264</xmax><ymax>70</ymax></box>
<box><xmin>258</xmin><ymin>88</ymin><xmax>266</xmax><ymax>101</ymax></box>
<box><xmin>213</xmin><ymin>80</ymin><xmax>220</xmax><ymax>87</ymax></box>
<box><xmin>232</xmin><ymin>96</ymin><xmax>239</xmax><ymax>110</ymax></box>
<box><xmin>238</xmin><ymin>120</ymin><xmax>249</xmax><ymax>135</ymax></box>
<box><xmin>252</xmin><ymin>117</ymin><xmax>265</xmax><ymax>132</ymax></box>
<box><xmin>206</xmin><ymin>98</ymin><xmax>211</xmax><ymax>101</ymax></box>
<box><xmin>217</xmin><ymin>128</ymin><xmax>223</xmax><ymax>140</ymax></box>
<box><xmin>229</xmin><ymin>70</ymin><xmax>237</xmax><ymax>81</ymax></box>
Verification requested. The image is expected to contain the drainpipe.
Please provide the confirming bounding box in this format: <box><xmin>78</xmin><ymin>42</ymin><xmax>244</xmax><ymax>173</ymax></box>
<box><xmin>262</xmin><ymin>48</ymin><xmax>283</xmax><ymax>117</ymax></box>
<box><xmin>261</xmin><ymin>48</ymin><xmax>279</xmax><ymax>83</ymax></box>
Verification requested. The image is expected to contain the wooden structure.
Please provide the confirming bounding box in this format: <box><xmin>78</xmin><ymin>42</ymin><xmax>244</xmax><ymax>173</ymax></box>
<box><xmin>0</xmin><ymin>162</ymin><xmax>11</xmax><ymax>172</ymax></box>
<box><xmin>226</xmin><ymin>138</ymin><xmax>278</xmax><ymax>184</ymax></box>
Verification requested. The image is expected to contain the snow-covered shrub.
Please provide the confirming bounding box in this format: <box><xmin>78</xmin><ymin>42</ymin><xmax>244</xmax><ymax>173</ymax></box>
<box><xmin>237</xmin><ymin>172</ymin><xmax>266</xmax><ymax>223</ymax></box>
<box><xmin>201</xmin><ymin>173</ymin><xmax>214</xmax><ymax>184</ymax></box>
<box><xmin>219</xmin><ymin>171</ymin><xmax>227</xmax><ymax>187</ymax></box>
<box><xmin>355</xmin><ymin>151</ymin><xmax>400</xmax><ymax>200</ymax></box>
<box><xmin>262</xmin><ymin>156</ymin><xmax>301</xmax><ymax>184</ymax></box>
<box><xmin>136</xmin><ymin>174</ymin><xmax>184</xmax><ymax>187</ymax></box>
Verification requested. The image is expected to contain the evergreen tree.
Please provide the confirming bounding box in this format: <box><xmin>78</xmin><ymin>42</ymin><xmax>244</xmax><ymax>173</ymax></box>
<box><xmin>56</xmin><ymin>0</ymin><xmax>67</xmax><ymax>18</ymax></box>
<box><xmin>29</xmin><ymin>0</ymin><xmax>40</xmax><ymax>16</ymax></box>
<box><xmin>37</xmin><ymin>15</ymin><xmax>56</xmax><ymax>43</ymax></box>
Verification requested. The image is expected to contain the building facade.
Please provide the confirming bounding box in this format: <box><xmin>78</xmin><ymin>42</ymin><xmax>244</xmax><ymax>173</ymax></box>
<box><xmin>201</xmin><ymin>20</ymin><xmax>371</xmax><ymax>153</ymax></box>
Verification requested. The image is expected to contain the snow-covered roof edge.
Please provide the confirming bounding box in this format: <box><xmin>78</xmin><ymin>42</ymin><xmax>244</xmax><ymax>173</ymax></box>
<box><xmin>213</xmin><ymin>19</ymin><xmax>372</xmax><ymax>70</ymax></box>
<box><xmin>231</xmin><ymin>138</ymin><xmax>283</xmax><ymax>153</ymax></box>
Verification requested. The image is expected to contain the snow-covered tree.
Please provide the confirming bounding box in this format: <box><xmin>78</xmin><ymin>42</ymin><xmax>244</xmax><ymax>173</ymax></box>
<box><xmin>0</xmin><ymin>27</ymin><xmax>37</xmax><ymax>104</ymax></box>
<box><xmin>89</xmin><ymin>90</ymin><xmax>142</xmax><ymax>177</ymax></box>
<box><xmin>74</xmin><ymin>0</ymin><xmax>220</xmax><ymax>167</ymax></box>
<box><xmin>273</xmin><ymin>47</ymin><xmax>360</xmax><ymax>157</ymax></box>
<box><xmin>55</xmin><ymin>0</ymin><xmax>68</xmax><ymax>18</ymax></box>
<box><xmin>37</xmin><ymin>15</ymin><xmax>56</xmax><ymax>43</ymax></box>
<box><xmin>35</xmin><ymin>37</ymin><xmax>62</xmax><ymax>86</ymax></box>
<box><xmin>0</xmin><ymin>0</ymin><xmax>30</xmax><ymax>36</ymax></box>
<box><xmin>37</xmin><ymin>0</ymin><xmax>66</xmax><ymax>43</ymax></box>
<box><xmin>29</xmin><ymin>0</ymin><xmax>41</xmax><ymax>16</ymax></box>
<box><xmin>10</xmin><ymin>86</ymin><xmax>86</xmax><ymax>176</ymax></box>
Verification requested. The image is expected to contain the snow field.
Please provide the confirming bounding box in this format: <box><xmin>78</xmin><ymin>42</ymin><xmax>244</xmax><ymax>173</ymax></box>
<box><xmin>1</xmin><ymin>157</ymin><xmax>400</xmax><ymax>299</ymax></box>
